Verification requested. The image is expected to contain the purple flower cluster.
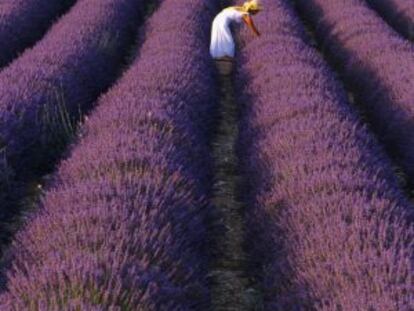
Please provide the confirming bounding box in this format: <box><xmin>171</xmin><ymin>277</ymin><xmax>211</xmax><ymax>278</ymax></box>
<box><xmin>236</xmin><ymin>0</ymin><xmax>414</xmax><ymax>309</ymax></box>
<box><xmin>367</xmin><ymin>0</ymin><xmax>414</xmax><ymax>40</ymax></box>
<box><xmin>295</xmin><ymin>0</ymin><xmax>414</xmax><ymax>181</ymax></box>
<box><xmin>0</xmin><ymin>0</ymin><xmax>143</xmax><ymax>183</ymax></box>
<box><xmin>0</xmin><ymin>0</ymin><xmax>218</xmax><ymax>308</ymax></box>
<box><xmin>0</xmin><ymin>0</ymin><xmax>75</xmax><ymax>68</ymax></box>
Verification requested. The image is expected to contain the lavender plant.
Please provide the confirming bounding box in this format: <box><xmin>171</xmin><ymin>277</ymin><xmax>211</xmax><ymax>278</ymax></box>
<box><xmin>366</xmin><ymin>0</ymin><xmax>414</xmax><ymax>40</ymax></box>
<box><xmin>0</xmin><ymin>0</ymin><xmax>143</xmax><ymax>191</ymax></box>
<box><xmin>294</xmin><ymin>0</ymin><xmax>414</xmax><ymax>183</ymax></box>
<box><xmin>0</xmin><ymin>0</ymin><xmax>76</xmax><ymax>68</ymax></box>
<box><xmin>236</xmin><ymin>0</ymin><xmax>414</xmax><ymax>309</ymax></box>
<box><xmin>0</xmin><ymin>0</ymin><xmax>218</xmax><ymax>309</ymax></box>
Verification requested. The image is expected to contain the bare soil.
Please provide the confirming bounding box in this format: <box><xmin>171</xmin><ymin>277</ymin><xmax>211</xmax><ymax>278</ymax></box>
<box><xmin>209</xmin><ymin>64</ymin><xmax>261</xmax><ymax>311</ymax></box>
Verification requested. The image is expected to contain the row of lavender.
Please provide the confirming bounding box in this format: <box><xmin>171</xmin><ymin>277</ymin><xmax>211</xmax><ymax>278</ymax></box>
<box><xmin>236</xmin><ymin>0</ymin><xmax>413</xmax><ymax>309</ymax></box>
<box><xmin>0</xmin><ymin>0</ymin><xmax>76</xmax><ymax>68</ymax></box>
<box><xmin>0</xmin><ymin>0</ymin><xmax>218</xmax><ymax>308</ymax></box>
<box><xmin>294</xmin><ymin>0</ymin><xmax>414</xmax><ymax>184</ymax></box>
<box><xmin>367</xmin><ymin>0</ymin><xmax>414</xmax><ymax>40</ymax></box>
<box><xmin>0</xmin><ymin>0</ymin><xmax>143</xmax><ymax>201</ymax></box>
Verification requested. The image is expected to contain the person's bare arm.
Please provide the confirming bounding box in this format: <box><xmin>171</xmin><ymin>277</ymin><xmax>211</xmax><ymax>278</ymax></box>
<box><xmin>242</xmin><ymin>14</ymin><xmax>260</xmax><ymax>37</ymax></box>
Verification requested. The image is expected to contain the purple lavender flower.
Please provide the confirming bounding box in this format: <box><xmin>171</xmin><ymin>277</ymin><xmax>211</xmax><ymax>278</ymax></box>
<box><xmin>0</xmin><ymin>0</ymin><xmax>218</xmax><ymax>308</ymax></box>
<box><xmin>0</xmin><ymin>0</ymin><xmax>143</xmax><ymax>192</ymax></box>
<box><xmin>0</xmin><ymin>0</ymin><xmax>76</xmax><ymax>68</ymax></box>
<box><xmin>295</xmin><ymin>0</ymin><xmax>414</xmax><ymax>182</ymax></box>
<box><xmin>236</xmin><ymin>0</ymin><xmax>414</xmax><ymax>309</ymax></box>
<box><xmin>367</xmin><ymin>0</ymin><xmax>414</xmax><ymax>40</ymax></box>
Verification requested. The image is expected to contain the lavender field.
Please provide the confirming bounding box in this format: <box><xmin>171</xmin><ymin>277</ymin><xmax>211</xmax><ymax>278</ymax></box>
<box><xmin>0</xmin><ymin>0</ymin><xmax>412</xmax><ymax>310</ymax></box>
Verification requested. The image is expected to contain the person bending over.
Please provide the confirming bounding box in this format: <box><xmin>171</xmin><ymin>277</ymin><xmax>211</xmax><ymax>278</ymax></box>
<box><xmin>210</xmin><ymin>0</ymin><xmax>262</xmax><ymax>65</ymax></box>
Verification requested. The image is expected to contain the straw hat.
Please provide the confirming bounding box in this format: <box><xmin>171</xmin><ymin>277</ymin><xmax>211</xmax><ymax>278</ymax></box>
<box><xmin>242</xmin><ymin>0</ymin><xmax>263</xmax><ymax>12</ymax></box>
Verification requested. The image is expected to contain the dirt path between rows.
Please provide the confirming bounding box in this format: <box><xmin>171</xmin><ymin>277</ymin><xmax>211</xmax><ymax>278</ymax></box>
<box><xmin>209</xmin><ymin>63</ymin><xmax>260</xmax><ymax>310</ymax></box>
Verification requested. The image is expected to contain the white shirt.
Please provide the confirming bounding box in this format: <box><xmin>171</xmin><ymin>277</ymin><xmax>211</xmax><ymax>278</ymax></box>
<box><xmin>210</xmin><ymin>8</ymin><xmax>246</xmax><ymax>58</ymax></box>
